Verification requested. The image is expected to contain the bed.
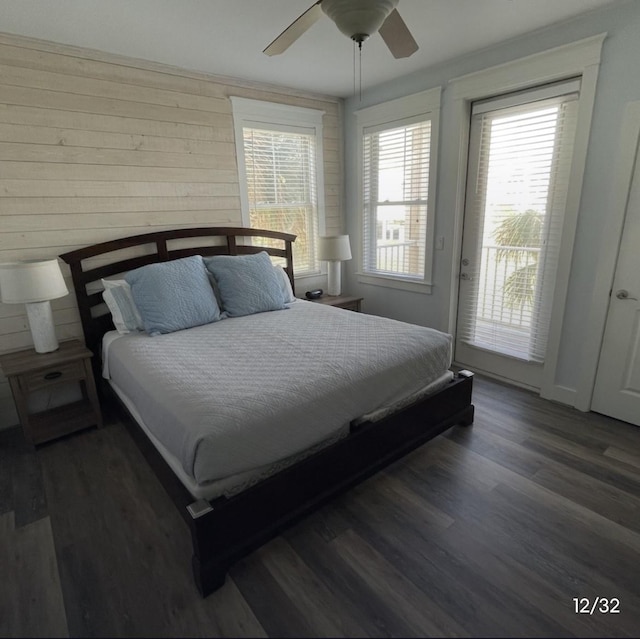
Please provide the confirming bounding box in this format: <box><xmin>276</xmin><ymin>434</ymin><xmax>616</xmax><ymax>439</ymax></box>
<box><xmin>60</xmin><ymin>226</ymin><xmax>474</xmax><ymax>596</ymax></box>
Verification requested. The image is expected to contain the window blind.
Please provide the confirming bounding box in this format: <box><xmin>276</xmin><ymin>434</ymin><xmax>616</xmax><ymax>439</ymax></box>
<box><xmin>362</xmin><ymin>119</ymin><xmax>431</xmax><ymax>279</ymax></box>
<box><xmin>457</xmin><ymin>80</ymin><xmax>580</xmax><ymax>362</ymax></box>
<box><xmin>242</xmin><ymin>127</ymin><xmax>318</xmax><ymax>274</ymax></box>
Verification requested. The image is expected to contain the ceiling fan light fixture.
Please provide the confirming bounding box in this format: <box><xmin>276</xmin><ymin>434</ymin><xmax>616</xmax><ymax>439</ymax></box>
<box><xmin>263</xmin><ymin>0</ymin><xmax>417</xmax><ymax>60</ymax></box>
<box><xmin>321</xmin><ymin>0</ymin><xmax>399</xmax><ymax>42</ymax></box>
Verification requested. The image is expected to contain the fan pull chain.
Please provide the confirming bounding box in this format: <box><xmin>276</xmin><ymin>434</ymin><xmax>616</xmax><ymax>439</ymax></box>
<box><xmin>353</xmin><ymin>40</ymin><xmax>363</xmax><ymax>101</ymax></box>
<box><xmin>359</xmin><ymin>40</ymin><xmax>363</xmax><ymax>101</ymax></box>
<box><xmin>353</xmin><ymin>40</ymin><xmax>356</xmax><ymax>97</ymax></box>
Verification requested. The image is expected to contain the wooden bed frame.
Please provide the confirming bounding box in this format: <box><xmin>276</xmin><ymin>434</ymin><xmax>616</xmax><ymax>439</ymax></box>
<box><xmin>60</xmin><ymin>226</ymin><xmax>474</xmax><ymax>596</ymax></box>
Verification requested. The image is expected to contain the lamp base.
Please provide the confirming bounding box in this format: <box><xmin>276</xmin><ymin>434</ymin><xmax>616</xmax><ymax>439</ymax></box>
<box><xmin>26</xmin><ymin>301</ymin><xmax>59</xmax><ymax>353</ymax></box>
<box><xmin>327</xmin><ymin>261</ymin><xmax>342</xmax><ymax>296</ymax></box>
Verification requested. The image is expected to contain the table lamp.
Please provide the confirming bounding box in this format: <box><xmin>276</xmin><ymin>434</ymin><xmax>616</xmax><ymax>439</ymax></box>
<box><xmin>0</xmin><ymin>259</ymin><xmax>69</xmax><ymax>353</ymax></box>
<box><xmin>318</xmin><ymin>235</ymin><xmax>352</xmax><ymax>296</ymax></box>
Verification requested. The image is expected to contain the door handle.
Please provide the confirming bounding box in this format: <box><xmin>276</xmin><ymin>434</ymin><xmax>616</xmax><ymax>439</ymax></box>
<box><xmin>616</xmin><ymin>289</ymin><xmax>638</xmax><ymax>301</ymax></box>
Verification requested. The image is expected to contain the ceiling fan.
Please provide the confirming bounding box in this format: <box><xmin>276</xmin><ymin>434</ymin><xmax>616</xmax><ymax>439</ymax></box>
<box><xmin>264</xmin><ymin>0</ymin><xmax>419</xmax><ymax>59</ymax></box>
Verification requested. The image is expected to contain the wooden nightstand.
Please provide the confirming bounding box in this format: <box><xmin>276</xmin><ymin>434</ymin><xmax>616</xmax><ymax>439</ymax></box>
<box><xmin>0</xmin><ymin>339</ymin><xmax>102</xmax><ymax>445</ymax></box>
<box><xmin>309</xmin><ymin>294</ymin><xmax>363</xmax><ymax>312</ymax></box>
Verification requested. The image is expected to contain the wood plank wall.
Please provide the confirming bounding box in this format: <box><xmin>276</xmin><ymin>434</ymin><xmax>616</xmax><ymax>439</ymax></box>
<box><xmin>0</xmin><ymin>32</ymin><xmax>343</xmax><ymax>429</ymax></box>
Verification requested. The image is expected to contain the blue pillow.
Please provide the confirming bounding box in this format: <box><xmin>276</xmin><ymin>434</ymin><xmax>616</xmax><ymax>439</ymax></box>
<box><xmin>125</xmin><ymin>256</ymin><xmax>221</xmax><ymax>335</ymax></box>
<box><xmin>204</xmin><ymin>252</ymin><xmax>286</xmax><ymax>317</ymax></box>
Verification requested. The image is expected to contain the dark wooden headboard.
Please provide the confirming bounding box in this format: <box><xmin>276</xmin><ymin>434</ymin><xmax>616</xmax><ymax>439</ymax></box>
<box><xmin>59</xmin><ymin>227</ymin><xmax>296</xmax><ymax>360</ymax></box>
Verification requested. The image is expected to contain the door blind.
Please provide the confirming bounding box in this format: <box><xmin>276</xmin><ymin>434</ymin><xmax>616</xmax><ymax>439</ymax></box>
<box><xmin>362</xmin><ymin>119</ymin><xmax>431</xmax><ymax>279</ymax></box>
<box><xmin>457</xmin><ymin>81</ymin><xmax>580</xmax><ymax>362</ymax></box>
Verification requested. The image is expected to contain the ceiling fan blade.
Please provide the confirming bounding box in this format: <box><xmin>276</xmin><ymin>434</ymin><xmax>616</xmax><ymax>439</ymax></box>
<box><xmin>263</xmin><ymin>1</ymin><xmax>324</xmax><ymax>56</ymax></box>
<box><xmin>378</xmin><ymin>9</ymin><xmax>418</xmax><ymax>58</ymax></box>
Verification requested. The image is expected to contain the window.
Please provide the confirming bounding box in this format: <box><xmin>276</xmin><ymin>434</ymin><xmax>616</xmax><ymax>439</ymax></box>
<box><xmin>231</xmin><ymin>98</ymin><xmax>325</xmax><ymax>275</ymax></box>
<box><xmin>356</xmin><ymin>88</ymin><xmax>440</xmax><ymax>289</ymax></box>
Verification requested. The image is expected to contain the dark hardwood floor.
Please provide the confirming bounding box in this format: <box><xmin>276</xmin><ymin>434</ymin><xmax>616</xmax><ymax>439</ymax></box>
<box><xmin>1</xmin><ymin>375</ymin><xmax>639</xmax><ymax>637</ymax></box>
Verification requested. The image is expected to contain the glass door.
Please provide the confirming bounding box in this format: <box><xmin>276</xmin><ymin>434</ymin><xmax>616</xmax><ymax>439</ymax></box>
<box><xmin>455</xmin><ymin>80</ymin><xmax>580</xmax><ymax>388</ymax></box>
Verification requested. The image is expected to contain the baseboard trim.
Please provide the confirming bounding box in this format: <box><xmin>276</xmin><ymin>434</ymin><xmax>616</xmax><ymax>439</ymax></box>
<box><xmin>540</xmin><ymin>384</ymin><xmax>577</xmax><ymax>408</ymax></box>
<box><xmin>452</xmin><ymin>361</ymin><xmax>578</xmax><ymax>408</ymax></box>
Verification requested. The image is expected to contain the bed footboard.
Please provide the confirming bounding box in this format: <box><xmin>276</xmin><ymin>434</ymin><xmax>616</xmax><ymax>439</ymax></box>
<box><xmin>185</xmin><ymin>372</ymin><xmax>474</xmax><ymax>596</ymax></box>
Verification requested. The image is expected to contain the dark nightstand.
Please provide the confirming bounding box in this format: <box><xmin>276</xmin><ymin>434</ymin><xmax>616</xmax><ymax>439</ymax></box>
<box><xmin>309</xmin><ymin>294</ymin><xmax>363</xmax><ymax>312</ymax></box>
<box><xmin>0</xmin><ymin>339</ymin><xmax>103</xmax><ymax>445</ymax></box>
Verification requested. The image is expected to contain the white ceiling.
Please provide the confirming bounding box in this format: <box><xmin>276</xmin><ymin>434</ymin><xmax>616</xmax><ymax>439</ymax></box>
<box><xmin>0</xmin><ymin>0</ymin><xmax>620</xmax><ymax>98</ymax></box>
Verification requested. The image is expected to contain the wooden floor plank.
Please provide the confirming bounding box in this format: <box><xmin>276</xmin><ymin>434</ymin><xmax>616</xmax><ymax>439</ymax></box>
<box><xmin>0</xmin><ymin>429</ymin><xmax>16</xmax><ymax>516</ymax></box>
<box><xmin>532</xmin><ymin>463</ymin><xmax>640</xmax><ymax>533</ymax></box>
<box><xmin>438</xmin><ymin>517</ymin><xmax>629</xmax><ymax>638</ymax></box>
<box><xmin>331</xmin><ymin>527</ymin><xmax>469</xmax><ymax>637</ymax></box>
<box><xmin>604</xmin><ymin>445</ymin><xmax>640</xmax><ymax>469</ymax></box>
<box><xmin>284</xmin><ymin>523</ymin><xmax>421</xmax><ymax>637</ymax></box>
<box><xmin>523</xmin><ymin>432</ymin><xmax>640</xmax><ymax>498</ymax></box>
<box><xmin>257</xmin><ymin>536</ymin><xmax>368</xmax><ymax>637</ymax></box>
<box><xmin>230</xmin><ymin>551</ymin><xmax>317</xmax><ymax>638</ymax></box>
<box><xmin>9</xmin><ymin>439</ymin><xmax>47</xmax><ymax>528</ymax></box>
<box><xmin>437</xmin><ymin>433</ymin><xmax>640</xmax><ymax>561</ymax></box>
<box><xmin>338</xmin><ymin>485</ymin><xmax>533</xmax><ymax>637</ymax></box>
<box><xmin>0</xmin><ymin>511</ymin><xmax>68</xmax><ymax>638</ymax></box>
<box><xmin>0</xmin><ymin>375</ymin><xmax>639</xmax><ymax>637</ymax></box>
<box><xmin>42</xmin><ymin>424</ymin><xmax>265</xmax><ymax>638</ymax></box>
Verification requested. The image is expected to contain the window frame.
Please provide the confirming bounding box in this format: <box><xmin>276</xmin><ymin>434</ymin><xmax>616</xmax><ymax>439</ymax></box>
<box><xmin>231</xmin><ymin>97</ymin><xmax>326</xmax><ymax>277</ymax></box>
<box><xmin>355</xmin><ymin>87</ymin><xmax>441</xmax><ymax>293</ymax></box>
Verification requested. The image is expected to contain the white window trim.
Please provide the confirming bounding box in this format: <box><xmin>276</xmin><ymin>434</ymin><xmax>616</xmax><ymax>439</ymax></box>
<box><xmin>354</xmin><ymin>87</ymin><xmax>441</xmax><ymax>293</ymax></box>
<box><xmin>446</xmin><ymin>34</ymin><xmax>606</xmax><ymax>405</ymax></box>
<box><xmin>230</xmin><ymin>96</ymin><xmax>326</xmax><ymax>276</ymax></box>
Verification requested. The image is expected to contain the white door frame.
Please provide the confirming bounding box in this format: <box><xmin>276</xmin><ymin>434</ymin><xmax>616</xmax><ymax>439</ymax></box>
<box><xmin>575</xmin><ymin>100</ymin><xmax>640</xmax><ymax>411</ymax></box>
<box><xmin>447</xmin><ymin>34</ymin><xmax>605</xmax><ymax>401</ymax></box>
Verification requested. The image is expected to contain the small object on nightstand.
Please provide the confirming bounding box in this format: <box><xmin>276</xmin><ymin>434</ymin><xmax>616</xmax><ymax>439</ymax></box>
<box><xmin>305</xmin><ymin>289</ymin><xmax>323</xmax><ymax>300</ymax></box>
<box><xmin>0</xmin><ymin>339</ymin><xmax>103</xmax><ymax>445</ymax></box>
<box><xmin>309</xmin><ymin>294</ymin><xmax>363</xmax><ymax>312</ymax></box>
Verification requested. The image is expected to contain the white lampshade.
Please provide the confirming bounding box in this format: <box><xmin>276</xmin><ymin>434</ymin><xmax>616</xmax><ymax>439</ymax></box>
<box><xmin>318</xmin><ymin>235</ymin><xmax>352</xmax><ymax>262</ymax></box>
<box><xmin>0</xmin><ymin>260</ymin><xmax>69</xmax><ymax>353</ymax></box>
<box><xmin>0</xmin><ymin>259</ymin><xmax>68</xmax><ymax>304</ymax></box>
<box><xmin>318</xmin><ymin>235</ymin><xmax>352</xmax><ymax>297</ymax></box>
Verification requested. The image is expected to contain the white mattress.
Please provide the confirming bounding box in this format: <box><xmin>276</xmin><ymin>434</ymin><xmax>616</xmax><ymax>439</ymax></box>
<box><xmin>109</xmin><ymin>378</ymin><xmax>354</xmax><ymax>500</ymax></box>
<box><xmin>103</xmin><ymin>300</ymin><xmax>453</xmax><ymax>492</ymax></box>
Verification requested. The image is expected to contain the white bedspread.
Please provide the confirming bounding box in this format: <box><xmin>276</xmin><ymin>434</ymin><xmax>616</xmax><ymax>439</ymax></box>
<box><xmin>104</xmin><ymin>301</ymin><xmax>452</xmax><ymax>485</ymax></box>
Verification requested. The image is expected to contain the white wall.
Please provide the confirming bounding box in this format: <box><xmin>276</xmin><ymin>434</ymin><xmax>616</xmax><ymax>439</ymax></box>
<box><xmin>343</xmin><ymin>0</ymin><xmax>640</xmax><ymax>405</ymax></box>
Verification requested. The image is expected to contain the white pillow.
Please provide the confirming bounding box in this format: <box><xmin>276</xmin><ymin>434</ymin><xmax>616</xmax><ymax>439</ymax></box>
<box><xmin>101</xmin><ymin>278</ymin><xmax>144</xmax><ymax>334</ymax></box>
<box><xmin>275</xmin><ymin>265</ymin><xmax>296</xmax><ymax>304</ymax></box>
